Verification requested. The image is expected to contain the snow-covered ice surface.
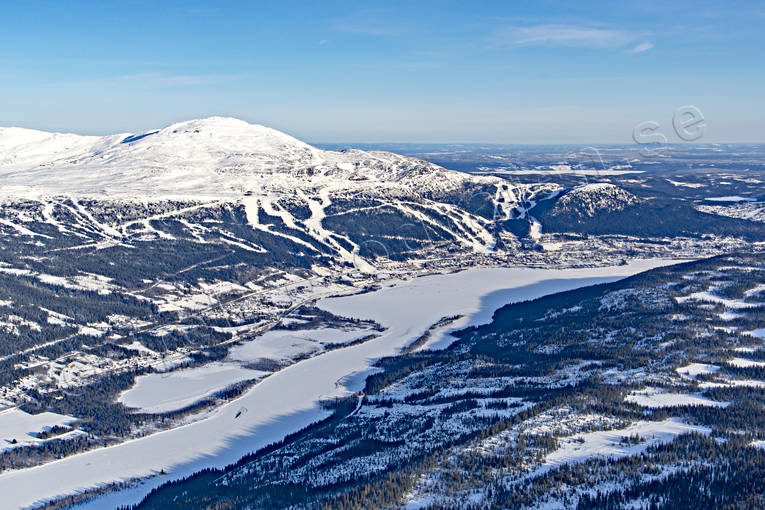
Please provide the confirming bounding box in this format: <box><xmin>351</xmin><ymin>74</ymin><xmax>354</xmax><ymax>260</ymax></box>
<box><xmin>0</xmin><ymin>408</ymin><xmax>77</xmax><ymax>453</ymax></box>
<box><xmin>320</xmin><ymin>260</ymin><xmax>683</xmax><ymax>353</ymax></box>
<box><xmin>117</xmin><ymin>363</ymin><xmax>267</xmax><ymax>414</ymax></box>
<box><xmin>228</xmin><ymin>327</ymin><xmax>371</xmax><ymax>362</ymax></box>
<box><xmin>476</xmin><ymin>168</ymin><xmax>644</xmax><ymax>176</ymax></box>
<box><xmin>0</xmin><ymin>259</ymin><xmax>682</xmax><ymax>510</ymax></box>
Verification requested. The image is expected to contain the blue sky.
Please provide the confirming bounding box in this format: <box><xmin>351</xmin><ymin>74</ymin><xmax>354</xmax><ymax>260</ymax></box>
<box><xmin>1</xmin><ymin>1</ymin><xmax>763</xmax><ymax>143</ymax></box>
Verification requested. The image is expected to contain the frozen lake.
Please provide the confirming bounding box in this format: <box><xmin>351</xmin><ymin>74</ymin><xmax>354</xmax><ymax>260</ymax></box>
<box><xmin>117</xmin><ymin>362</ymin><xmax>267</xmax><ymax>414</ymax></box>
<box><xmin>0</xmin><ymin>259</ymin><xmax>682</xmax><ymax>509</ymax></box>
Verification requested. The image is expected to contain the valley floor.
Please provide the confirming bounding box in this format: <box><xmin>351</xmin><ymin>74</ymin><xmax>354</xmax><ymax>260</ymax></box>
<box><xmin>0</xmin><ymin>260</ymin><xmax>679</xmax><ymax>509</ymax></box>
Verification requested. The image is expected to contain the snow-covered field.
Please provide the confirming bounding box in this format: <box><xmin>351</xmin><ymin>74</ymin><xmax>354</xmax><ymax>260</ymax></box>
<box><xmin>0</xmin><ymin>259</ymin><xmax>682</xmax><ymax>510</ymax></box>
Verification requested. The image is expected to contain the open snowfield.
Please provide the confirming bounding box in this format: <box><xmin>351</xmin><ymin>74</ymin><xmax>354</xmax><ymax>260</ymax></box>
<box><xmin>0</xmin><ymin>259</ymin><xmax>682</xmax><ymax>510</ymax></box>
<box><xmin>705</xmin><ymin>196</ymin><xmax>757</xmax><ymax>202</ymax></box>
<box><xmin>117</xmin><ymin>363</ymin><xmax>267</xmax><ymax>414</ymax></box>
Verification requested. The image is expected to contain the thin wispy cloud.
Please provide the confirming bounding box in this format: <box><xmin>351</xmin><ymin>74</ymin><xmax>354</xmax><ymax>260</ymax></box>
<box><xmin>628</xmin><ymin>42</ymin><xmax>654</xmax><ymax>54</ymax></box>
<box><xmin>488</xmin><ymin>24</ymin><xmax>641</xmax><ymax>49</ymax></box>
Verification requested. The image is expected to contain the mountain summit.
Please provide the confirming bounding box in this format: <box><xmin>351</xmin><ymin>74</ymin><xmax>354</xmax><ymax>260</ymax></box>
<box><xmin>0</xmin><ymin>117</ymin><xmax>477</xmax><ymax>198</ymax></box>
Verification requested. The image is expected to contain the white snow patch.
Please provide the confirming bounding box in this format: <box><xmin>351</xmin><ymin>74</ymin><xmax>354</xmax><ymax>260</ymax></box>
<box><xmin>728</xmin><ymin>357</ymin><xmax>765</xmax><ymax>368</ymax></box>
<box><xmin>676</xmin><ymin>363</ymin><xmax>720</xmax><ymax>378</ymax></box>
<box><xmin>120</xmin><ymin>341</ymin><xmax>157</xmax><ymax>356</ymax></box>
<box><xmin>626</xmin><ymin>387</ymin><xmax>728</xmax><ymax>408</ymax></box>
<box><xmin>705</xmin><ymin>196</ymin><xmax>756</xmax><ymax>202</ymax></box>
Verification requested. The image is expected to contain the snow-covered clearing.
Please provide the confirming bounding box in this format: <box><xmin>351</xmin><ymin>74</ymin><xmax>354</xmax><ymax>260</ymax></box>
<box><xmin>120</xmin><ymin>341</ymin><xmax>157</xmax><ymax>356</ymax></box>
<box><xmin>626</xmin><ymin>387</ymin><xmax>728</xmax><ymax>408</ymax></box>
<box><xmin>676</xmin><ymin>363</ymin><xmax>720</xmax><ymax>378</ymax></box>
<box><xmin>667</xmin><ymin>179</ymin><xmax>705</xmax><ymax>188</ymax></box>
<box><xmin>156</xmin><ymin>292</ymin><xmax>217</xmax><ymax>313</ymax></box>
<box><xmin>676</xmin><ymin>291</ymin><xmax>763</xmax><ymax>309</ymax></box>
<box><xmin>699</xmin><ymin>378</ymin><xmax>765</xmax><ymax>389</ymax></box>
<box><xmin>0</xmin><ymin>259</ymin><xmax>683</xmax><ymax>510</ymax></box>
<box><xmin>728</xmin><ymin>357</ymin><xmax>765</xmax><ymax>368</ymax></box>
<box><xmin>544</xmin><ymin>418</ymin><xmax>710</xmax><ymax>468</ymax></box>
<box><xmin>705</xmin><ymin>196</ymin><xmax>757</xmax><ymax>202</ymax></box>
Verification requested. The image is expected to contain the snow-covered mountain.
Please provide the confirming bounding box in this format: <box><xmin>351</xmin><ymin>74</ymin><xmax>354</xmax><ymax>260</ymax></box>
<box><xmin>2</xmin><ymin>119</ymin><xmax>759</xmax><ymax>263</ymax></box>
<box><xmin>0</xmin><ymin>117</ymin><xmax>570</xmax><ymax>265</ymax></box>
<box><xmin>0</xmin><ymin>117</ymin><xmax>508</xmax><ymax>199</ymax></box>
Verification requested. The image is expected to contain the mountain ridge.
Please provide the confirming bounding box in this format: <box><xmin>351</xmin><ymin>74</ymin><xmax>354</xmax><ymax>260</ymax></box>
<box><xmin>0</xmin><ymin>117</ymin><xmax>491</xmax><ymax>199</ymax></box>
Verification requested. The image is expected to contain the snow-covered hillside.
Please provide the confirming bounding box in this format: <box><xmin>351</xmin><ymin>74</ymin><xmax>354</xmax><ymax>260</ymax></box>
<box><xmin>550</xmin><ymin>183</ymin><xmax>641</xmax><ymax>219</ymax></box>
<box><xmin>0</xmin><ymin>117</ymin><xmax>571</xmax><ymax>263</ymax></box>
<box><xmin>0</xmin><ymin>117</ymin><xmax>497</xmax><ymax>198</ymax></box>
